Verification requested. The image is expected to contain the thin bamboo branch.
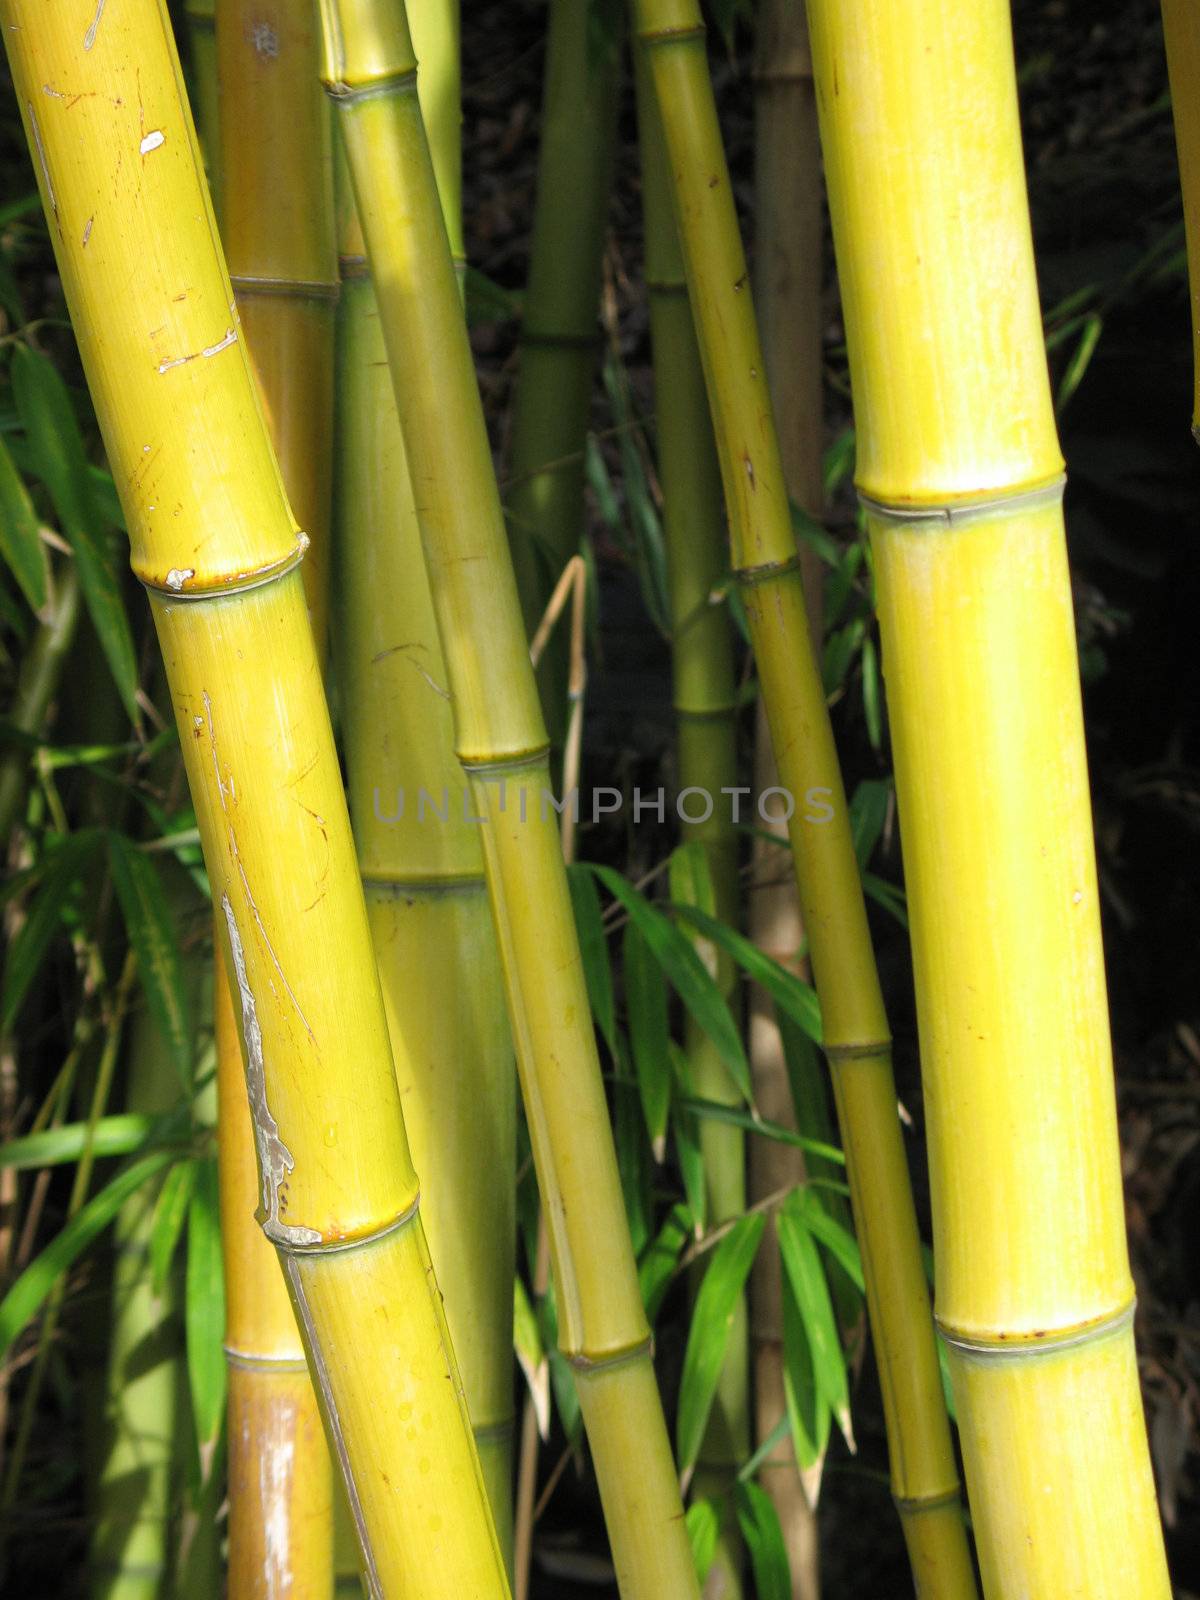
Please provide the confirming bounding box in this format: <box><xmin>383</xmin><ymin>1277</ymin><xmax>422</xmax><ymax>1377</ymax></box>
<box><xmin>318</xmin><ymin>2</ymin><xmax>698</xmax><ymax>1591</ymax></box>
<box><xmin>630</xmin><ymin>1</ymin><xmax>978</xmax><ymax>1592</ymax></box>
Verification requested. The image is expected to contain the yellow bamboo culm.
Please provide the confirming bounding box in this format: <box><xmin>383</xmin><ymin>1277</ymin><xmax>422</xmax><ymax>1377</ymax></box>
<box><xmin>1162</xmin><ymin>0</ymin><xmax>1200</xmax><ymax>436</ymax></box>
<box><xmin>748</xmin><ymin>0</ymin><xmax>825</xmax><ymax>1590</ymax></box>
<box><xmin>333</xmin><ymin>0</ymin><xmax>517</xmax><ymax>1560</ymax></box>
<box><xmin>803</xmin><ymin>1</ymin><xmax>1172</xmax><ymax>1595</ymax></box>
<box><xmin>214</xmin><ymin>2</ymin><xmax>339</xmax><ymax>1591</ymax></box>
<box><xmin>318</xmin><ymin>1</ymin><xmax>699</xmax><ymax>1593</ymax></box>
<box><xmin>0</xmin><ymin>3</ymin><xmax>509</xmax><ymax>1593</ymax></box>
<box><xmin>632</xmin><ymin>1</ymin><xmax>977</xmax><ymax>1593</ymax></box>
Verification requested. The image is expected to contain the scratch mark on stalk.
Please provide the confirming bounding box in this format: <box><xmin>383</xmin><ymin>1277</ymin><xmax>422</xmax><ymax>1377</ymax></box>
<box><xmin>222</xmin><ymin>894</ymin><xmax>320</xmax><ymax>1247</ymax></box>
<box><xmin>232</xmin><ymin>842</ymin><xmax>316</xmax><ymax>1044</ymax></box>
<box><xmin>83</xmin><ymin>0</ymin><xmax>105</xmax><ymax>49</ymax></box>
<box><xmin>26</xmin><ymin>105</ymin><xmax>57</xmax><ymax>223</ymax></box>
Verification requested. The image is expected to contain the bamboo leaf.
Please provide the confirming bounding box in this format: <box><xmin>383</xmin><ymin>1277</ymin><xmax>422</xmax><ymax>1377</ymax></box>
<box><xmin>0</xmin><ymin>1150</ymin><xmax>173</xmax><ymax>1360</ymax></box>
<box><xmin>849</xmin><ymin>778</ymin><xmax>891</xmax><ymax>870</ymax></box>
<box><xmin>150</xmin><ymin>1157</ymin><xmax>196</xmax><ymax>1295</ymax></box>
<box><xmin>612</xmin><ymin>1043</ymin><xmax>651</xmax><ymax>1254</ymax></box>
<box><xmin>778</xmin><ymin>1197</ymin><xmax>854</xmax><ymax>1453</ymax></box>
<box><xmin>566</xmin><ymin>861</ymin><xmax>616</xmax><ymax>1057</ymax></box>
<box><xmin>107</xmin><ymin>832</ymin><xmax>193</xmax><ymax>1087</ymax></box>
<box><xmin>672</xmin><ymin>901</ymin><xmax>823</xmax><ymax>1047</ymax></box>
<box><xmin>684</xmin><ymin>1497</ymin><xmax>720</xmax><ymax>1586</ymax></box>
<box><xmin>185</xmin><ymin>1155</ymin><xmax>226</xmax><ymax>1452</ymax></box>
<box><xmin>795</xmin><ymin>1189</ymin><xmax>865</xmax><ymax>1295</ymax></box>
<box><xmin>513</xmin><ymin>1275</ymin><xmax>550</xmax><ymax>1441</ymax></box>
<box><xmin>676</xmin><ymin>1212</ymin><xmax>765</xmax><ymax>1484</ymax></box>
<box><xmin>10</xmin><ymin>344</ymin><xmax>139</xmax><ymax>722</ymax></box>
<box><xmin>670</xmin><ymin>1044</ymin><xmax>707</xmax><ymax>1232</ymax></box>
<box><xmin>0</xmin><ymin>1112</ymin><xmax>154</xmax><ymax>1171</ymax></box>
<box><xmin>623</xmin><ymin>918</ymin><xmax>671</xmax><ymax>1155</ymax></box>
<box><xmin>1</xmin><ymin>829</ymin><xmax>102</xmax><ymax>1032</ymax></box>
<box><xmin>862</xmin><ymin>871</ymin><xmax>908</xmax><ymax>929</ymax></box>
<box><xmin>0</xmin><ymin>433</ymin><xmax>47</xmax><ymax>612</ymax></box>
<box><xmin>676</xmin><ymin>1092</ymin><xmax>846</xmax><ymax>1167</ymax></box>
<box><xmin>735</xmin><ymin>1480</ymin><xmax>792</xmax><ymax>1600</ymax></box>
<box><xmin>589</xmin><ymin>864</ymin><xmax>751</xmax><ymax>1101</ymax></box>
<box><xmin>637</xmin><ymin>1200</ymin><xmax>691</xmax><ymax>1325</ymax></box>
<box><xmin>779</xmin><ymin>1226</ymin><xmax>830</xmax><ymax>1473</ymax></box>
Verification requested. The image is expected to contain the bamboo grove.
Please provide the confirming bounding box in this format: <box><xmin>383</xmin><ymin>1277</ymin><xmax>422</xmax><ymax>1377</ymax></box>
<box><xmin>0</xmin><ymin>0</ymin><xmax>1189</xmax><ymax>1597</ymax></box>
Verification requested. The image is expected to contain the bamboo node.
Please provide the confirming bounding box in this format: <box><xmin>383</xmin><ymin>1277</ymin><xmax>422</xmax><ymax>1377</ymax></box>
<box><xmin>937</xmin><ymin>1297</ymin><xmax>1136</xmax><ymax>1361</ymax></box>
<box><xmin>231</xmin><ymin>273</ymin><xmax>340</xmax><ymax>303</ymax></box>
<box><xmin>519</xmin><ymin>325</ymin><xmax>603</xmax><ymax>351</ymax></box>
<box><xmin>857</xmin><ymin>473</ymin><xmax>1066</xmax><ymax>530</ymax></box>
<box><xmin>639</xmin><ymin>22</ymin><xmax>707</xmax><ymax>47</ymax></box>
<box><xmin>892</xmin><ymin>1484</ymin><xmax>965</xmax><ymax>1517</ymax></box>
<box><xmin>733</xmin><ymin>552</ymin><xmax>803</xmax><ymax>588</ymax></box>
<box><xmin>322</xmin><ymin>68</ymin><xmax>417</xmax><ymax>106</ymax></box>
<box><xmin>137</xmin><ymin>536</ymin><xmax>308</xmax><ymax>599</ymax></box>
<box><xmin>222</xmin><ymin>1346</ymin><xmax>310</xmax><ymax>1374</ymax></box>
<box><xmin>566</xmin><ymin>1334</ymin><xmax>654</xmax><ymax>1375</ymax></box>
<box><xmin>267</xmin><ymin>1193</ymin><xmax>423</xmax><ymax>1258</ymax></box>
<box><xmin>824</xmin><ymin>1037</ymin><xmax>892</xmax><ymax>1063</ymax></box>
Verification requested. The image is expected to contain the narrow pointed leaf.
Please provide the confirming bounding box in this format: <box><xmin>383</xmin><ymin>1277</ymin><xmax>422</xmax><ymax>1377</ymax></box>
<box><xmin>107</xmin><ymin>832</ymin><xmax>193</xmax><ymax>1087</ymax></box>
<box><xmin>676</xmin><ymin>1211</ymin><xmax>765</xmax><ymax>1481</ymax></box>
<box><xmin>513</xmin><ymin>1275</ymin><xmax>550</xmax><ymax>1441</ymax></box>
<box><xmin>150</xmin><ymin>1156</ymin><xmax>196</xmax><ymax>1295</ymax></box>
<box><xmin>735</xmin><ymin>1480</ymin><xmax>792</xmax><ymax>1600</ymax></box>
<box><xmin>672</xmin><ymin>900</ymin><xmax>823</xmax><ymax>1045</ymax></box>
<box><xmin>10</xmin><ymin>344</ymin><xmax>138</xmax><ymax>721</ymax></box>
<box><xmin>778</xmin><ymin>1196</ymin><xmax>853</xmax><ymax>1452</ymax></box>
<box><xmin>670</xmin><ymin>1043</ymin><xmax>707</xmax><ymax>1232</ymax></box>
<box><xmin>185</xmin><ymin>1155</ymin><xmax>225</xmax><ymax>1451</ymax></box>
<box><xmin>684</xmin><ymin>1497</ymin><xmax>720</xmax><ymax>1586</ymax></box>
<box><xmin>590</xmin><ymin>863</ymin><xmax>751</xmax><ymax>1100</ymax></box>
<box><xmin>0</xmin><ymin>1149</ymin><xmax>173</xmax><ymax>1359</ymax></box>
<box><xmin>778</xmin><ymin>1227</ymin><xmax>829</xmax><ymax>1473</ymax></box>
<box><xmin>624</xmin><ymin>917</ymin><xmax>671</xmax><ymax>1151</ymax></box>
<box><xmin>0</xmin><ymin>1113</ymin><xmax>154</xmax><ymax>1171</ymax></box>
<box><xmin>0</xmin><ymin>433</ymin><xmax>47</xmax><ymax>612</ymax></box>
<box><xmin>638</xmin><ymin>1200</ymin><xmax>691</xmax><ymax>1325</ymax></box>
<box><xmin>1</xmin><ymin>829</ymin><xmax>102</xmax><ymax>1031</ymax></box>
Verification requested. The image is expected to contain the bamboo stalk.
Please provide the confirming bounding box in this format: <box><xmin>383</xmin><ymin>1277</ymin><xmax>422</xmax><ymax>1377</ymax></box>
<box><xmin>803</xmin><ymin>2</ymin><xmax>1172</xmax><ymax>1594</ymax></box>
<box><xmin>214</xmin><ymin>3</ymin><xmax>338</xmax><ymax>1592</ymax></box>
<box><xmin>1</xmin><ymin>5</ymin><xmax>509</xmax><ymax>1592</ymax></box>
<box><xmin>318</xmin><ymin>5</ymin><xmax>698</xmax><ymax>1593</ymax></box>
<box><xmin>183</xmin><ymin>0</ymin><xmax>221</xmax><ymax>215</ymax></box>
<box><xmin>631</xmin><ymin>3</ymin><xmax>977</xmax><ymax>1593</ymax></box>
<box><xmin>1162</xmin><ymin>0</ymin><xmax>1200</xmax><ymax>437</ymax></box>
<box><xmin>333</xmin><ymin>0</ymin><xmax>517</xmax><ymax>1561</ymax></box>
<box><xmin>747</xmin><ymin>2</ymin><xmax>825</xmax><ymax>1591</ymax></box>
<box><xmin>505</xmin><ymin>0</ymin><xmax>618</xmax><ymax>736</ymax></box>
<box><xmin>635</xmin><ymin>57</ymin><xmax>746</xmax><ymax>1592</ymax></box>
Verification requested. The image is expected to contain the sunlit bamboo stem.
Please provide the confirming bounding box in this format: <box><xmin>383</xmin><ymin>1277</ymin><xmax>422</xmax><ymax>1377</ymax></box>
<box><xmin>318</xmin><ymin>2</ymin><xmax>698</xmax><ymax>1591</ymax></box>
<box><xmin>0</xmin><ymin>3</ymin><xmax>509</xmax><ymax>1591</ymax></box>
<box><xmin>631</xmin><ymin>1</ymin><xmax>978</xmax><ymax>1591</ymax></box>
<box><xmin>747</xmin><ymin>0</ymin><xmax>824</xmax><ymax>1591</ymax></box>
<box><xmin>803</xmin><ymin>2</ymin><xmax>1172</xmax><ymax>1595</ymax></box>
<box><xmin>333</xmin><ymin>0</ymin><xmax>517</xmax><ymax>1561</ymax></box>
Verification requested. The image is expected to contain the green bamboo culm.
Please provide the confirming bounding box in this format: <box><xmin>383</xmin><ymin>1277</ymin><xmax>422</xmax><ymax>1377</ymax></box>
<box><xmin>317</xmin><ymin>2</ymin><xmax>699</xmax><ymax>1593</ymax></box>
<box><xmin>630</xmin><ymin>2</ymin><xmax>979</xmax><ymax>1593</ymax></box>
<box><xmin>333</xmin><ymin>0</ymin><xmax>518</xmax><ymax>1563</ymax></box>
<box><xmin>635</xmin><ymin>56</ymin><xmax>746</xmax><ymax>1595</ymax></box>
<box><xmin>505</xmin><ymin>0</ymin><xmax>619</xmax><ymax>739</ymax></box>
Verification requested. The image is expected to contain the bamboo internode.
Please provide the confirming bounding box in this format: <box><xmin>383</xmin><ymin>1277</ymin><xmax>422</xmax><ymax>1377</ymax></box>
<box><xmin>333</xmin><ymin>0</ymin><xmax>517</xmax><ymax>1555</ymax></box>
<box><xmin>215</xmin><ymin>1</ymin><xmax>338</xmax><ymax>1590</ymax></box>
<box><xmin>319</xmin><ymin>0</ymin><xmax>699</xmax><ymax>1591</ymax></box>
<box><xmin>0</xmin><ymin>2</ymin><xmax>508</xmax><ymax>1591</ymax></box>
<box><xmin>804</xmin><ymin>0</ymin><xmax>1172</xmax><ymax>1594</ymax></box>
<box><xmin>632</xmin><ymin>0</ymin><xmax>976</xmax><ymax>1591</ymax></box>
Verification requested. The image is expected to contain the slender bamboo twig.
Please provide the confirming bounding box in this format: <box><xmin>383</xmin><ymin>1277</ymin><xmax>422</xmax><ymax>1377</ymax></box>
<box><xmin>333</xmin><ymin>0</ymin><xmax>517</xmax><ymax>1563</ymax></box>
<box><xmin>635</xmin><ymin>56</ymin><xmax>747</xmax><ymax>1593</ymax></box>
<box><xmin>318</xmin><ymin>3</ymin><xmax>699</xmax><ymax>1591</ymax></box>
<box><xmin>804</xmin><ymin>2</ymin><xmax>1172</xmax><ymax>1594</ymax></box>
<box><xmin>0</xmin><ymin>5</ymin><xmax>510</xmax><ymax>1590</ymax></box>
<box><xmin>0</xmin><ymin>563</ymin><xmax>81</xmax><ymax>845</ymax></box>
<box><xmin>1162</xmin><ymin>0</ymin><xmax>1200</xmax><ymax>439</ymax></box>
<box><xmin>630</xmin><ymin>2</ymin><xmax>978</xmax><ymax>1592</ymax></box>
<box><xmin>512</xmin><ymin>552</ymin><xmax>588</xmax><ymax>1600</ymax></box>
<box><xmin>748</xmin><ymin>0</ymin><xmax>825</xmax><ymax>1591</ymax></box>
<box><xmin>214</xmin><ymin>2</ymin><xmax>339</xmax><ymax>1591</ymax></box>
<box><xmin>505</xmin><ymin>0</ymin><xmax>618</xmax><ymax>741</ymax></box>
